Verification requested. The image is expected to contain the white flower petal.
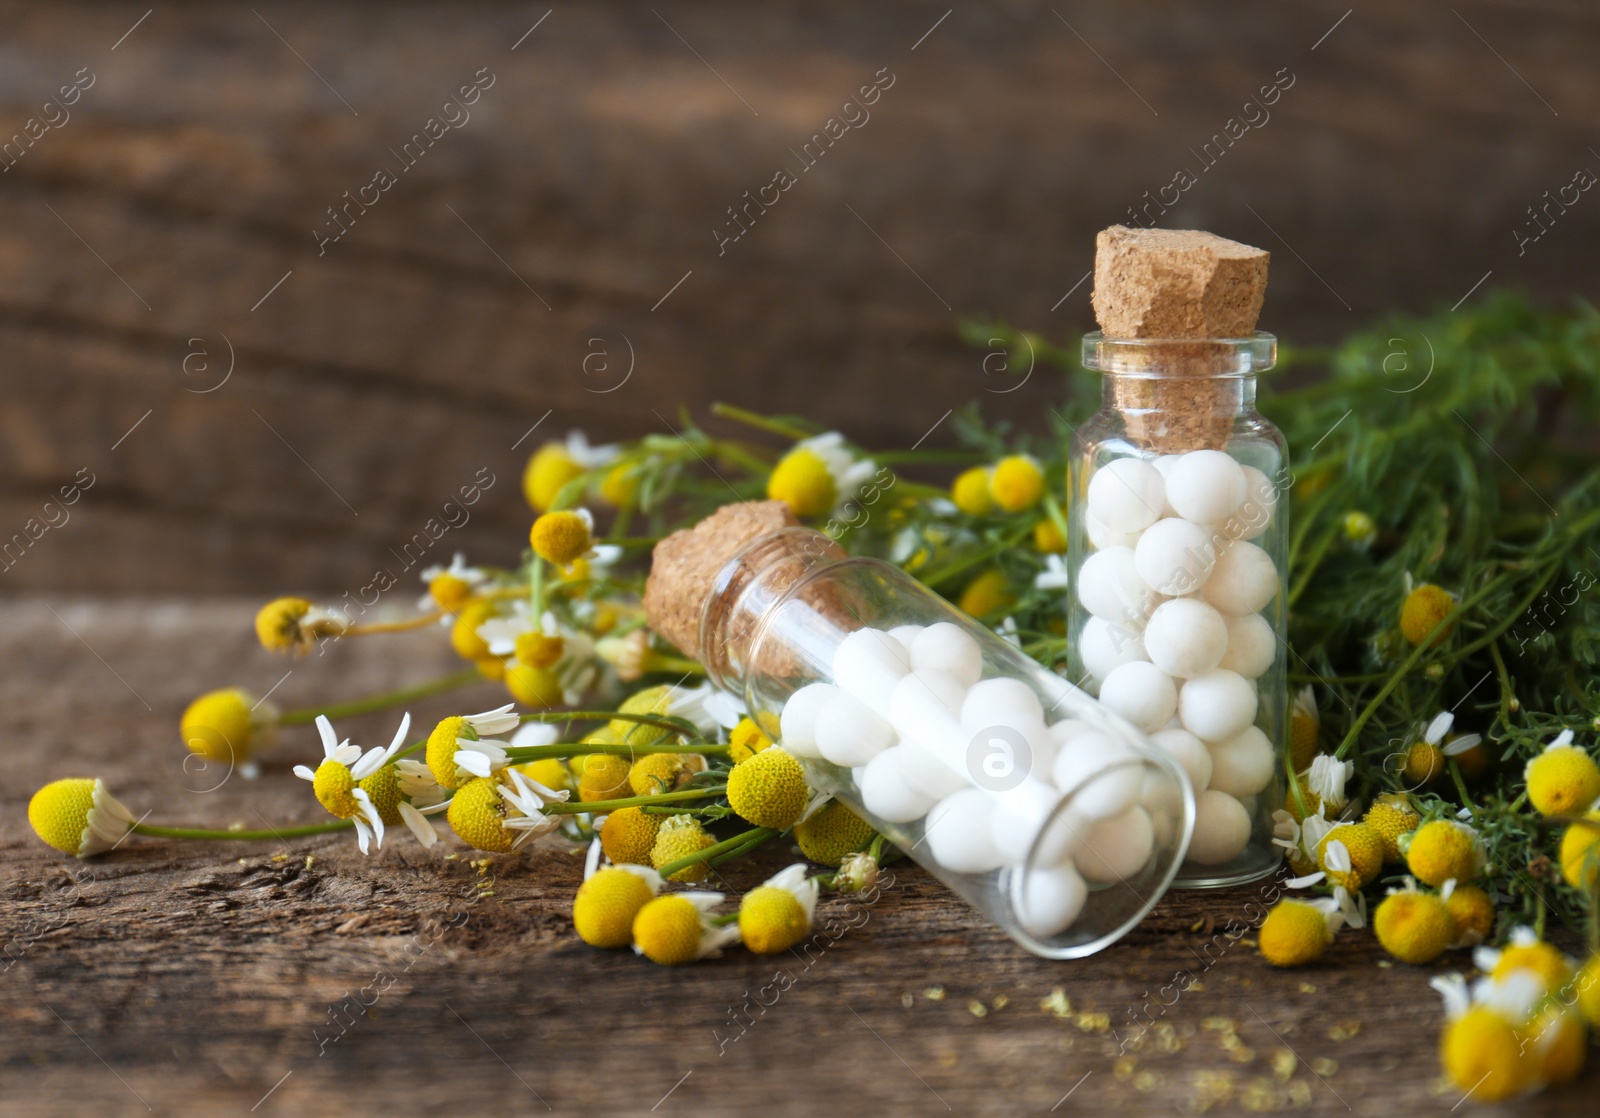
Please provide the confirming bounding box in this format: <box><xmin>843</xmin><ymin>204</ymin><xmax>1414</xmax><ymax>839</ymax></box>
<box><xmin>397</xmin><ymin>801</ymin><xmax>438</xmax><ymax>847</ymax></box>
<box><xmin>353</xmin><ymin>816</ymin><xmax>373</xmax><ymax>855</ymax></box>
<box><xmin>511</xmin><ymin>721</ymin><xmax>561</xmax><ymax>748</ymax></box>
<box><xmin>1424</xmin><ymin>711</ymin><xmax>1455</xmax><ymax>745</ymax></box>
<box><xmin>316</xmin><ymin>715</ymin><xmax>339</xmax><ymax>759</ymax></box>
<box><xmin>293</xmin><ymin>765</ymin><xmax>317</xmax><ymax>782</ymax></box>
<box><xmin>352</xmin><ymin>788</ymin><xmax>385</xmax><ymax>848</ymax></box>
<box><xmin>585</xmin><ymin>837</ymin><xmax>603</xmax><ymax>880</ymax></box>
<box><xmin>454</xmin><ymin>750</ymin><xmax>493</xmax><ymax>778</ymax></box>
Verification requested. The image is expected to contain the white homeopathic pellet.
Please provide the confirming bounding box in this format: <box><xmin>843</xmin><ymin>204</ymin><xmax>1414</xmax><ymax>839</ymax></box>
<box><xmin>831</xmin><ymin>627</ymin><xmax>911</xmax><ymax>713</ymax></box>
<box><xmin>1078</xmin><ymin>546</ymin><xmax>1155</xmax><ymax>626</ymax></box>
<box><xmin>814</xmin><ymin>690</ymin><xmax>896</xmax><ymax>767</ymax></box>
<box><xmin>857</xmin><ymin>747</ymin><xmax>937</xmax><ymax>823</ymax></box>
<box><xmin>1165</xmin><ymin>450</ymin><xmax>1247</xmax><ymax>525</ymax></box>
<box><xmin>1051</xmin><ymin>733</ymin><xmax>1142</xmax><ymax>819</ymax></box>
<box><xmin>1149</xmin><ymin>726</ymin><xmax>1213</xmax><ymax>792</ymax></box>
<box><xmin>778</xmin><ymin>681</ymin><xmax>840</xmax><ymax>758</ymax></box>
<box><xmin>1097</xmin><ymin>661</ymin><xmax>1178</xmax><ymax>733</ymax></box>
<box><xmin>1177</xmin><ymin>669</ymin><xmax>1258</xmax><ymax>742</ymax></box>
<box><xmin>1087</xmin><ymin>457</ymin><xmax>1166</xmax><ymax>532</ymax></box>
<box><xmin>888</xmin><ymin>669</ymin><xmax>966</xmax><ymax>734</ymax></box>
<box><xmin>886</xmin><ymin>624</ymin><xmax>926</xmax><ymax>657</ymax></box>
<box><xmin>991</xmin><ymin>779</ymin><xmax>1075</xmax><ymax>865</ymax></box>
<box><xmin>1201</xmin><ymin>540</ymin><xmax>1278</xmax><ymax>615</ymax></box>
<box><xmin>1134</xmin><ymin>517</ymin><xmax>1217</xmax><ymax>596</ymax></box>
<box><xmin>909</xmin><ymin>622</ymin><xmax>984</xmax><ymax>686</ymax></box>
<box><xmin>1222</xmin><ymin>464</ymin><xmax>1276</xmax><ymax>542</ymax></box>
<box><xmin>1079</xmin><ymin>616</ymin><xmax>1149</xmax><ymax>681</ymax></box>
<box><xmin>1143</xmin><ymin>598</ymin><xmax>1229</xmax><ymax>678</ymax></box>
<box><xmin>1085</xmin><ymin>509</ymin><xmax>1140</xmax><ymax>550</ymax></box>
<box><xmin>924</xmin><ymin>788</ymin><xmax>1006</xmax><ymax>874</ymax></box>
<box><xmin>1218</xmin><ymin>612</ymin><xmax>1276</xmax><ymax>678</ymax></box>
<box><xmin>1207</xmin><ymin>725</ymin><xmax>1275</xmax><ymax>798</ymax></box>
<box><xmin>1012</xmin><ymin>861</ymin><xmax>1088</xmax><ymax>939</ymax></box>
<box><xmin>1186</xmin><ymin>789</ymin><xmax>1252</xmax><ymax>864</ymax></box>
<box><xmin>896</xmin><ymin>737</ymin><xmax>971</xmax><ymax>799</ymax></box>
<box><xmin>1075</xmin><ymin>805</ymin><xmax>1156</xmax><ymax>883</ymax></box>
<box><xmin>960</xmin><ymin>676</ymin><xmax>1045</xmax><ymax>735</ymax></box>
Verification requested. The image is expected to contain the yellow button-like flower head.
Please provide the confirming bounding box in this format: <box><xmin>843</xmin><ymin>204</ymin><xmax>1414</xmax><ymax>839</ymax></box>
<box><xmin>530</xmin><ymin>510</ymin><xmax>593</xmax><ymax>567</ymax></box>
<box><xmin>958</xmin><ymin>568</ymin><xmax>1014</xmax><ymax>618</ymax></box>
<box><xmin>573</xmin><ymin>865</ymin><xmax>660</xmax><ymax>949</ymax></box>
<box><xmin>726</xmin><ymin>747</ymin><xmax>809</xmax><ymax>830</ymax></box>
<box><xmin>767</xmin><ymin>447</ymin><xmax>835</xmax><ymax>519</ymax></box>
<box><xmin>632</xmin><ymin>891</ymin><xmax>735</xmax><ymax>965</ymax></box>
<box><xmin>1258</xmin><ymin>899</ymin><xmax>1336</xmax><ymax>967</ymax></box>
<box><xmin>728</xmin><ymin>717</ymin><xmax>772</xmax><ymax>764</ymax></box>
<box><xmin>629</xmin><ymin>753</ymin><xmax>693</xmax><ymax>797</ymax></box>
<box><xmin>793</xmin><ymin>800</ymin><xmax>876</xmax><ymax>866</ymax></box>
<box><xmin>1400</xmin><ymin>582</ymin><xmax>1455</xmax><ymax>647</ymax></box>
<box><xmin>739</xmin><ymin>865</ymin><xmax>818</xmax><ymax>955</ymax></box>
<box><xmin>524</xmin><ymin>441</ymin><xmax>585</xmax><ymax>512</ymax></box>
<box><xmin>1362</xmin><ymin>793</ymin><xmax>1420</xmax><ymax>864</ymax></box>
<box><xmin>1559</xmin><ymin>811</ymin><xmax>1600</xmax><ymax>891</ymax></box>
<box><xmin>28</xmin><ymin>778</ymin><xmax>137</xmax><ymax>858</ymax></box>
<box><xmin>600</xmin><ymin>807</ymin><xmax>662</xmax><ymax>866</ymax></box>
<box><xmin>446</xmin><ymin>777</ymin><xmax>515</xmax><ymax>854</ymax></box>
<box><xmin>1525</xmin><ymin>734</ymin><xmax>1600</xmax><ymax>817</ymax></box>
<box><xmin>1373</xmin><ymin>888</ymin><xmax>1455</xmax><ymax>965</ymax></box>
<box><xmin>650</xmin><ymin>814</ymin><xmax>716</xmax><ymax>882</ymax></box>
<box><xmin>450</xmin><ymin>599</ymin><xmax>499</xmax><ymax>663</ymax></box>
<box><xmin>1440</xmin><ymin>1007</ymin><xmax>1528</xmax><ymax>1103</ymax></box>
<box><xmin>950</xmin><ymin>466</ymin><xmax>993</xmax><ymax>517</ymax></box>
<box><xmin>1444</xmin><ymin>883</ymin><xmax>1496</xmax><ymax>947</ymax></box>
<box><xmin>577</xmin><ymin>753</ymin><xmax>634</xmax><ymax>803</ymax></box>
<box><xmin>1404</xmin><ymin>819</ymin><xmax>1485</xmax><ymax>888</ymax></box>
<box><xmin>989</xmin><ymin>455</ymin><xmax>1044</xmax><ymax>513</ymax></box>
<box><xmin>181</xmin><ymin>687</ymin><xmax>267</xmax><ymax>765</ymax></box>
<box><xmin>1314</xmin><ymin>822</ymin><xmax>1384</xmax><ymax>890</ymax></box>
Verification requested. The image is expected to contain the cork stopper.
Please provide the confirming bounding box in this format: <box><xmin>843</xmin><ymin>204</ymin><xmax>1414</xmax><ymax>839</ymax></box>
<box><xmin>643</xmin><ymin>499</ymin><xmax>800</xmax><ymax>660</ymax></box>
<box><xmin>1089</xmin><ymin>226</ymin><xmax>1270</xmax><ymax>451</ymax></box>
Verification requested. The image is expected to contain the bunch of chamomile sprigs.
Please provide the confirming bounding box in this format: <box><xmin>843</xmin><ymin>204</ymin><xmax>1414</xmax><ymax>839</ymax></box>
<box><xmin>27</xmin><ymin>293</ymin><xmax>1600</xmax><ymax>1104</ymax></box>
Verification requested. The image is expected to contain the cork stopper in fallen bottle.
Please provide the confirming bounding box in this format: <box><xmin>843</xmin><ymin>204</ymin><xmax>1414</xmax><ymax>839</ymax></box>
<box><xmin>1089</xmin><ymin>225</ymin><xmax>1270</xmax><ymax>451</ymax></box>
<box><xmin>642</xmin><ymin>499</ymin><xmax>800</xmax><ymax>661</ymax></box>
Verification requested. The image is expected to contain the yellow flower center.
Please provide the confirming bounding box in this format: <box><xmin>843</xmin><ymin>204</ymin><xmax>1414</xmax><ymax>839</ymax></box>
<box><xmin>576</xmin><ymin>753</ymin><xmax>634</xmax><ymax>803</ymax></box>
<box><xmin>1492</xmin><ymin>941</ymin><xmax>1571</xmax><ymax>989</ymax></box>
<box><xmin>598</xmin><ymin>462</ymin><xmax>638</xmax><ymax>508</ymax></box>
<box><xmin>450</xmin><ymin>599</ymin><xmax>499</xmax><ymax>663</ymax></box>
<box><xmin>610</xmin><ymin>685</ymin><xmax>675</xmax><ymax>748</ymax></box>
<box><xmin>1257</xmin><ymin>900</ymin><xmax>1329</xmax><ymax>967</ymax></box>
<box><xmin>1559</xmin><ymin>812</ymin><xmax>1600</xmax><ymax>891</ymax></box>
<box><xmin>312</xmin><ymin>760</ymin><xmax>361</xmax><ymax>820</ymax></box>
<box><xmin>793</xmin><ymin>800</ymin><xmax>876</xmax><ymax>866</ymax></box>
<box><xmin>728</xmin><ymin>717</ymin><xmax>773</xmax><ymax>764</ymax></box>
<box><xmin>446</xmin><ymin>777</ymin><xmax>515</xmax><ymax>853</ymax></box>
<box><xmin>523</xmin><ymin>442</ymin><xmax>584</xmax><ymax>512</ymax></box>
<box><xmin>427</xmin><ymin>716</ymin><xmax>468</xmax><ymax>790</ymax></box>
<box><xmin>1400</xmin><ymin>583</ymin><xmax>1455</xmax><ymax>647</ymax></box>
<box><xmin>1362</xmin><ymin>795</ymin><xmax>1420</xmax><ymax>863</ymax></box>
<box><xmin>1289</xmin><ymin>712</ymin><xmax>1319</xmax><ymax>773</ymax></box>
<box><xmin>1526</xmin><ymin>745</ymin><xmax>1600</xmax><ymax>817</ymax></box>
<box><xmin>767</xmin><ymin>448</ymin><xmax>836</xmax><ymax>519</ymax></box>
<box><xmin>515</xmin><ymin>758</ymin><xmax>568</xmax><ymax>793</ymax></box>
<box><xmin>632</xmin><ymin>895</ymin><xmax>705</xmax><ymax>965</ymax></box>
<box><xmin>740</xmin><ymin>886</ymin><xmax>810</xmax><ymax>954</ymax></box>
<box><xmin>429</xmin><ymin>574</ymin><xmax>474</xmax><ymax>612</ymax></box>
<box><xmin>650</xmin><ymin>814</ymin><xmax>716</xmax><ymax>882</ymax></box>
<box><xmin>515</xmin><ymin>632</ymin><xmax>566</xmax><ymax>670</ymax></box>
<box><xmin>1315</xmin><ymin>823</ymin><xmax>1385</xmax><ymax>890</ymax></box>
<box><xmin>1402</xmin><ymin>740</ymin><xmax>1444</xmax><ymax>786</ymax></box>
<box><xmin>629</xmin><ymin>753</ymin><xmax>692</xmax><ymax>797</ymax></box>
<box><xmin>599</xmin><ymin>806</ymin><xmax>662</xmax><ymax>865</ymax></box>
<box><xmin>989</xmin><ymin>455</ymin><xmax>1044</xmax><ymax>513</ymax></box>
<box><xmin>505</xmin><ymin>662</ymin><xmax>563</xmax><ymax>709</ymax></box>
<box><xmin>573</xmin><ymin>868</ymin><xmax>657</xmax><ymax>949</ymax></box>
<box><xmin>1373</xmin><ymin>891</ymin><xmax>1454</xmax><ymax>965</ymax></box>
<box><xmin>1440</xmin><ymin>1008</ymin><xmax>1528</xmax><ymax>1103</ymax></box>
<box><xmin>950</xmin><ymin>466</ymin><xmax>993</xmax><ymax>517</ymax></box>
<box><xmin>1444</xmin><ymin>884</ymin><xmax>1496</xmax><ymax>946</ymax></box>
<box><xmin>28</xmin><ymin>778</ymin><xmax>98</xmax><ymax>856</ymax></box>
<box><xmin>358</xmin><ymin>764</ymin><xmax>404</xmax><ymax>826</ymax></box>
<box><xmin>958</xmin><ymin>568</ymin><xmax>1015</xmax><ymax>619</ymax></box>
<box><xmin>1033</xmin><ymin>518</ymin><xmax>1066</xmax><ymax>555</ymax></box>
<box><xmin>1405</xmin><ymin>820</ymin><xmax>1482</xmax><ymax>888</ymax></box>
<box><xmin>180</xmin><ymin>688</ymin><xmax>257</xmax><ymax>764</ymax></box>
<box><xmin>255</xmin><ymin>597</ymin><xmax>312</xmax><ymax>653</ymax></box>
<box><xmin>530</xmin><ymin>511</ymin><xmax>592</xmax><ymax>566</ymax></box>
<box><xmin>726</xmin><ymin>747</ymin><xmax>810</xmax><ymax>830</ymax></box>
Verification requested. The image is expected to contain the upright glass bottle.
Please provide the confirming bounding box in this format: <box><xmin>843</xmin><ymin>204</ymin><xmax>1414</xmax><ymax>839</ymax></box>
<box><xmin>700</xmin><ymin>527</ymin><xmax>1196</xmax><ymax>959</ymax></box>
<box><xmin>1068</xmin><ymin>334</ymin><xmax>1288</xmax><ymax>887</ymax></box>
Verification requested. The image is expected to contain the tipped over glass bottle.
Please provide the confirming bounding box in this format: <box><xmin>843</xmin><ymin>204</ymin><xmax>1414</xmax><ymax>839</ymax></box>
<box><xmin>700</xmin><ymin>527</ymin><xmax>1196</xmax><ymax>959</ymax></box>
<box><xmin>1068</xmin><ymin>333</ymin><xmax>1289</xmax><ymax>887</ymax></box>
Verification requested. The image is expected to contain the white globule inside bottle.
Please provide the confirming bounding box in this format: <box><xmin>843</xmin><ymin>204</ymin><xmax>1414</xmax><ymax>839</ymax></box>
<box><xmin>1079</xmin><ymin>447</ymin><xmax>1279</xmax><ymax>867</ymax></box>
<box><xmin>774</xmin><ymin>619</ymin><xmax>1178</xmax><ymax>940</ymax></box>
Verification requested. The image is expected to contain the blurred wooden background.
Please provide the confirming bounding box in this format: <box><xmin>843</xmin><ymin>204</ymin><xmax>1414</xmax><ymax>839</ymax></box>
<box><xmin>1</xmin><ymin>0</ymin><xmax>1596</xmax><ymax>594</ymax></box>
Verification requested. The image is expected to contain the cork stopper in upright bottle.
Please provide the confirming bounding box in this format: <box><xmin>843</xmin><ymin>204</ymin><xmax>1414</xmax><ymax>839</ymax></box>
<box><xmin>642</xmin><ymin>500</ymin><xmax>801</xmax><ymax>661</ymax></box>
<box><xmin>1089</xmin><ymin>225</ymin><xmax>1270</xmax><ymax>451</ymax></box>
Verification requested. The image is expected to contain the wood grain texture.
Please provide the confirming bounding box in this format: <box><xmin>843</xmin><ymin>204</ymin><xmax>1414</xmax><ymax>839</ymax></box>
<box><xmin>0</xmin><ymin>1</ymin><xmax>1597</xmax><ymax>594</ymax></box>
<box><xmin>0</xmin><ymin>598</ymin><xmax>1592</xmax><ymax>1116</ymax></box>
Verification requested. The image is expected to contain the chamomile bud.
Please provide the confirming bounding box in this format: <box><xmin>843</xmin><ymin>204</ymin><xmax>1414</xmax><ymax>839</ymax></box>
<box><xmin>505</xmin><ymin>662</ymin><xmax>563</xmax><ymax>709</ymax></box>
<box><xmin>514</xmin><ymin>631</ymin><xmax>566</xmax><ymax>671</ymax></box>
<box><xmin>767</xmin><ymin>447</ymin><xmax>836</xmax><ymax>518</ymax></box>
<box><xmin>632</xmin><ymin>891</ymin><xmax>739</xmax><ymax>965</ymax></box>
<box><xmin>650</xmin><ymin>814</ymin><xmax>717</xmax><ymax>882</ymax></box>
<box><xmin>1258</xmin><ymin>898</ymin><xmax>1342</xmax><ymax>967</ymax></box>
<box><xmin>629</xmin><ymin>753</ymin><xmax>698</xmax><ymax>797</ymax></box>
<box><xmin>1341</xmin><ymin>510</ymin><xmax>1376</xmax><ymax>549</ymax></box>
<box><xmin>836</xmin><ymin>850</ymin><xmax>880</xmax><ymax>894</ymax></box>
<box><xmin>29</xmin><ymin>778</ymin><xmax>138</xmax><ymax>857</ymax></box>
<box><xmin>600</xmin><ymin>807</ymin><xmax>662</xmax><ymax>865</ymax></box>
<box><xmin>255</xmin><ymin>597</ymin><xmax>346</xmax><ymax>655</ymax></box>
<box><xmin>1524</xmin><ymin>731</ymin><xmax>1600</xmax><ymax>817</ymax></box>
<box><xmin>726</xmin><ymin>747</ymin><xmax>810</xmax><ymax>830</ymax></box>
<box><xmin>989</xmin><ymin>455</ymin><xmax>1044</xmax><ymax>513</ymax></box>
<box><xmin>1400</xmin><ymin>582</ymin><xmax>1456</xmax><ymax>647</ymax></box>
<box><xmin>1373</xmin><ymin>882</ymin><xmax>1455</xmax><ymax>965</ymax></box>
<box><xmin>576</xmin><ymin>751</ymin><xmax>633</xmax><ymax>803</ymax></box>
<box><xmin>610</xmin><ymin>685</ymin><xmax>676</xmax><ymax>748</ymax></box>
<box><xmin>530</xmin><ymin>509</ymin><xmax>594</xmax><ymax>567</ymax></box>
<box><xmin>523</xmin><ymin>441</ymin><xmax>585</xmax><ymax>512</ymax></box>
<box><xmin>573</xmin><ymin>865</ymin><xmax>661</xmax><ymax>949</ymax></box>
<box><xmin>739</xmin><ymin>864</ymin><xmax>819</xmax><ymax>954</ymax></box>
<box><xmin>950</xmin><ymin>466</ymin><xmax>993</xmax><ymax>516</ymax></box>
<box><xmin>1403</xmin><ymin>819</ymin><xmax>1486</xmax><ymax>888</ymax></box>
<box><xmin>181</xmin><ymin>687</ymin><xmax>275</xmax><ymax>766</ymax></box>
<box><xmin>793</xmin><ymin>799</ymin><xmax>876</xmax><ymax>866</ymax></box>
<box><xmin>728</xmin><ymin>717</ymin><xmax>773</xmax><ymax>763</ymax></box>
<box><xmin>1443</xmin><ymin>882</ymin><xmax>1496</xmax><ymax>948</ymax></box>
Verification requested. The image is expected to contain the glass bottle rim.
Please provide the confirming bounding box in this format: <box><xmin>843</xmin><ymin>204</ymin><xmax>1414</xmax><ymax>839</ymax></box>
<box><xmin>1082</xmin><ymin>332</ymin><xmax>1276</xmax><ymax>378</ymax></box>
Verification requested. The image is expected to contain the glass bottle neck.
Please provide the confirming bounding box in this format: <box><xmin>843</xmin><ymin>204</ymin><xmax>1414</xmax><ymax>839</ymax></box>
<box><xmin>1099</xmin><ymin>372</ymin><xmax>1257</xmax><ymax>415</ymax></box>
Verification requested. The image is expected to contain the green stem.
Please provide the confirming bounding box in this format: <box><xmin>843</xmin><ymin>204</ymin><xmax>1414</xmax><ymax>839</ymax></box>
<box><xmin>132</xmin><ymin>820</ymin><xmax>353</xmax><ymax>841</ymax></box>
<box><xmin>277</xmin><ymin>670</ymin><xmax>483</xmax><ymax>726</ymax></box>
<box><xmin>518</xmin><ymin>710</ymin><xmax>701</xmax><ymax>738</ymax></box>
<box><xmin>505</xmin><ymin>742</ymin><xmax>729</xmax><ymax>763</ymax></box>
<box><xmin>530</xmin><ymin>555</ymin><xmax>547</xmax><ymax>618</ymax></box>
<box><xmin>656</xmin><ymin>826</ymin><xmax>778</xmax><ymax>879</ymax></box>
<box><xmin>541</xmin><ymin>786</ymin><xmax>726</xmax><ymax>815</ymax></box>
<box><xmin>595</xmin><ymin>536</ymin><xmax>663</xmax><ymax>548</ymax></box>
<box><xmin>711</xmin><ymin>403</ymin><xmax>814</xmax><ymax>442</ymax></box>
<box><xmin>919</xmin><ymin>523</ymin><xmax>1034</xmax><ymax>590</ymax></box>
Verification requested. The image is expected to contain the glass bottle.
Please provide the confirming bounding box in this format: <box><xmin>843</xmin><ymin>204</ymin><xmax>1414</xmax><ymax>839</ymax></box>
<box><xmin>1068</xmin><ymin>333</ymin><xmax>1288</xmax><ymax>887</ymax></box>
<box><xmin>701</xmin><ymin>527</ymin><xmax>1195</xmax><ymax>959</ymax></box>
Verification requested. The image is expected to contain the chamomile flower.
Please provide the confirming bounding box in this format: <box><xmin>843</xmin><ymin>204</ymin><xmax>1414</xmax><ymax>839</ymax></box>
<box><xmin>632</xmin><ymin>891</ymin><xmax>740</xmax><ymax>965</ymax></box>
<box><xmin>1442</xmin><ymin>881</ymin><xmax>1496</xmax><ymax>948</ymax></box>
<box><xmin>1273</xmin><ymin>807</ymin><xmax>1335</xmax><ymax>878</ymax></box>
<box><xmin>1558</xmin><ymin>809</ymin><xmax>1600</xmax><ymax>890</ymax></box>
<box><xmin>523</xmin><ymin>431</ymin><xmax>618</xmax><ymax>512</ymax></box>
<box><xmin>255</xmin><ymin>597</ymin><xmax>347</xmax><ymax>655</ymax></box>
<box><xmin>600</xmin><ymin>807</ymin><xmax>662</xmax><ymax>865</ymax></box>
<box><xmin>1403</xmin><ymin>819</ymin><xmax>1486</xmax><ymax>888</ymax></box>
<box><xmin>1373</xmin><ymin>879</ymin><xmax>1455</xmax><ymax>964</ymax></box>
<box><xmin>1432</xmin><ymin>974</ymin><xmax>1532</xmax><ymax>1103</ymax></box>
<box><xmin>180</xmin><ymin>687</ymin><xmax>276</xmax><ymax>772</ymax></box>
<box><xmin>650</xmin><ymin>814</ymin><xmax>717</xmax><ymax>882</ymax></box>
<box><xmin>728</xmin><ymin>717</ymin><xmax>773</xmax><ymax>763</ymax></box>
<box><xmin>1403</xmin><ymin>711</ymin><xmax>1478</xmax><ymax>787</ymax></box>
<box><xmin>1400</xmin><ymin>578</ymin><xmax>1457</xmax><ymax>647</ymax></box>
<box><xmin>1258</xmin><ymin>896</ymin><xmax>1344</xmax><ymax>967</ymax></box>
<box><xmin>1289</xmin><ymin>686</ymin><xmax>1319</xmax><ymax>771</ymax></box>
<box><xmin>1290</xmin><ymin>753</ymin><xmax>1353</xmax><ymax>819</ymax></box>
<box><xmin>1341</xmin><ymin>510</ymin><xmax>1376</xmax><ymax>550</ymax></box>
<box><xmin>477</xmin><ymin>605</ymin><xmax>600</xmax><ymax>706</ymax></box>
<box><xmin>988</xmin><ymin>455</ymin><xmax>1044</xmax><ymax>512</ymax></box>
<box><xmin>1524</xmin><ymin>729</ymin><xmax>1600</xmax><ymax>817</ymax></box>
<box><xmin>293</xmin><ymin>713</ymin><xmax>413</xmax><ymax>854</ymax></box>
<box><xmin>1475</xmin><ymin>927</ymin><xmax>1573</xmax><ymax>992</ymax></box>
<box><xmin>628</xmin><ymin>752</ymin><xmax>702</xmax><ymax>796</ymax></box>
<box><xmin>573</xmin><ymin>863</ymin><xmax>662</xmax><ymax>949</ymax></box>
<box><xmin>28</xmin><ymin>778</ymin><xmax>138</xmax><ymax>857</ymax></box>
<box><xmin>794</xmin><ymin>799</ymin><xmax>876</xmax><ymax>866</ymax></box>
<box><xmin>1034</xmin><ymin>518</ymin><xmax>1067</xmax><ymax>555</ymax></box>
<box><xmin>530</xmin><ymin>508</ymin><xmax>596</xmax><ymax>568</ymax></box>
<box><xmin>739</xmin><ymin>864</ymin><xmax>819</xmax><ymax>954</ymax></box>
<box><xmin>1362</xmin><ymin>793</ymin><xmax>1420</xmax><ymax>863</ymax></box>
<box><xmin>958</xmin><ymin>568</ymin><xmax>1015</xmax><ymax>618</ymax></box>
<box><xmin>418</xmin><ymin>552</ymin><xmax>490</xmax><ymax>612</ymax></box>
<box><xmin>950</xmin><ymin>466</ymin><xmax>993</xmax><ymax>516</ymax></box>
<box><xmin>766</xmin><ymin>432</ymin><xmax>877</xmax><ymax>519</ymax></box>
<box><xmin>426</xmin><ymin>705</ymin><xmax>520</xmax><ymax>789</ymax></box>
<box><xmin>496</xmin><ymin>766</ymin><xmax>569</xmax><ymax>848</ymax></box>
<box><xmin>727</xmin><ymin>746</ymin><xmax>810</xmax><ymax>830</ymax></box>
<box><xmin>1312</xmin><ymin>822</ymin><xmax>1385</xmax><ymax>890</ymax></box>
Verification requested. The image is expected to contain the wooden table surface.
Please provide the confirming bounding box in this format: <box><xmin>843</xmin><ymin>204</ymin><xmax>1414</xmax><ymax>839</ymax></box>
<box><xmin>0</xmin><ymin>597</ymin><xmax>1586</xmax><ymax>1117</ymax></box>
